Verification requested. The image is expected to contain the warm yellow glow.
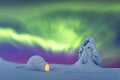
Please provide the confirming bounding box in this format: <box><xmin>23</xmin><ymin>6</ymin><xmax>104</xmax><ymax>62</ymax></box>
<box><xmin>45</xmin><ymin>63</ymin><xmax>50</xmax><ymax>72</ymax></box>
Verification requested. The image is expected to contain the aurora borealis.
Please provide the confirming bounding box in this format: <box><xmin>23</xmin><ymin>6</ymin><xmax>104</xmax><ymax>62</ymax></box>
<box><xmin>0</xmin><ymin>0</ymin><xmax>120</xmax><ymax>68</ymax></box>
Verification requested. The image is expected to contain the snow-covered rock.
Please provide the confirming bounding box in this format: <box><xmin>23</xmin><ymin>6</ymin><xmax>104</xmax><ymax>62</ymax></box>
<box><xmin>27</xmin><ymin>55</ymin><xmax>47</xmax><ymax>71</ymax></box>
<box><xmin>74</xmin><ymin>37</ymin><xmax>102</xmax><ymax>68</ymax></box>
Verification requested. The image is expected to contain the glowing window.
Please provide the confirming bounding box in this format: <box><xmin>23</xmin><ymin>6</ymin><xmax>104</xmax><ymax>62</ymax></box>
<box><xmin>45</xmin><ymin>63</ymin><xmax>50</xmax><ymax>72</ymax></box>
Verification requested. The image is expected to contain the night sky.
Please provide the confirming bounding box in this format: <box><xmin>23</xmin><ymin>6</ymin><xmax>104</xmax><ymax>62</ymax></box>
<box><xmin>0</xmin><ymin>0</ymin><xmax>120</xmax><ymax>68</ymax></box>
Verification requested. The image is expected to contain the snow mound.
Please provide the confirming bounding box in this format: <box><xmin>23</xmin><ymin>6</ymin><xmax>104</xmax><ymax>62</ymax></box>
<box><xmin>27</xmin><ymin>55</ymin><xmax>47</xmax><ymax>71</ymax></box>
<box><xmin>0</xmin><ymin>57</ymin><xmax>3</xmax><ymax>63</ymax></box>
<box><xmin>75</xmin><ymin>37</ymin><xmax>102</xmax><ymax>68</ymax></box>
<box><xmin>0</xmin><ymin>57</ymin><xmax>2</xmax><ymax>60</ymax></box>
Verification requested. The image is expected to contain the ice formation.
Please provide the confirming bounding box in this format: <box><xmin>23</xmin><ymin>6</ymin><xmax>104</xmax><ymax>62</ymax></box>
<box><xmin>27</xmin><ymin>55</ymin><xmax>47</xmax><ymax>71</ymax></box>
<box><xmin>75</xmin><ymin>37</ymin><xmax>102</xmax><ymax>68</ymax></box>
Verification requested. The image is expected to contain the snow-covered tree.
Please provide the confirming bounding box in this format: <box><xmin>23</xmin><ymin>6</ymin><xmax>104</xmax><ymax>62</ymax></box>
<box><xmin>75</xmin><ymin>37</ymin><xmax>102</xmax><ymax>68</ymax></box>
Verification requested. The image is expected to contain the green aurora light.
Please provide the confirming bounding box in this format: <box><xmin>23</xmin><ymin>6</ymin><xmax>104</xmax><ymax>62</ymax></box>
<box><xmin>0</xmin><ymin>2</ymin><xmax>118</xmax><ymax>55</ymax></box>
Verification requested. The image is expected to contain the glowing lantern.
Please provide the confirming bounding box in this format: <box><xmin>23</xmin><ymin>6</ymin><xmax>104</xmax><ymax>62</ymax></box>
<box><xmin>45</xmin><ymin>63</ymin><xmax>50</xmax><ymax>72</ymax></box>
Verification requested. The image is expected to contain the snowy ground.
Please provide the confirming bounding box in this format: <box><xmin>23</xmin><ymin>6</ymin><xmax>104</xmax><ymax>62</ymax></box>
<box><xmin>0</xmin><ymin>58</ymin><xmax>120</xmax><ymax>80</ymax></box>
